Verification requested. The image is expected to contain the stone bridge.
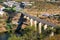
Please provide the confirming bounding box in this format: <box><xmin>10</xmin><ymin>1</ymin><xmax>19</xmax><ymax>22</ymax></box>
<box><xmin>17</xmin><ymin>12</ymin><xmax>57</xmax><ymax>36</ymax></box>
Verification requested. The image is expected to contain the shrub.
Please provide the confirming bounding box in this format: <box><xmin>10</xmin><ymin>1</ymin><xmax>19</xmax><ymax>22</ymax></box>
<box><xmin>8</xmin><ymin>26</ymin><xmax>42</xmax><ymax>40</ymax></box>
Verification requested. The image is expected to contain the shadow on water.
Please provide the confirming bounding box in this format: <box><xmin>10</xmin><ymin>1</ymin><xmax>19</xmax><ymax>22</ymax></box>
<box><xmin>15</xmin><ymin>13</ymin><xmax>27</xmax><ymax>34</ymax></box>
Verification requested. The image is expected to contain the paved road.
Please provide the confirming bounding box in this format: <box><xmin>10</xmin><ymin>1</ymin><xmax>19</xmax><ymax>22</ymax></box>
<box><xmin>21</xmin><ymin>12</ymin><xmax>57</xmax><ymax>27</ymax></box>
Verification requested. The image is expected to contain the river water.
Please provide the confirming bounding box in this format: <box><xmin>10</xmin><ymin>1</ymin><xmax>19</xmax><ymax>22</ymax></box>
<box><xmin>0</xmin><ymin>32</ymin><xmax>10</xmax><ymax>40</ymax></box>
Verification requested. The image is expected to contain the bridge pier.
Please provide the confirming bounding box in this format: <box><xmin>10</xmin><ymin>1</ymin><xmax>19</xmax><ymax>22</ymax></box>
<box><xmin>26</xmin><ymin>17</ymin><xmax>30</xmax><ymax>20</ymax></box>
<box><xmin>39</xmin><ymin>22</ymin><xmax>42</xmax><ymax>34</ymax></box>
<box><xmin>30</xmin><ymin>19</ymin><xmax>33</xmax><ymax>26</ymax></box>
<box><xmin>44</xmin><ymin>24</ymin><xmax>47</xmax><ymax>30</ymax></box>
<box><xmin>24</xmin><ymin>16</ymin><xmax>27</xmax><ymax>18</ymax></box>
<box><xmin>34</xmin><ymin>21</ymin><xmax>37</xmax><ymax>31</ymax></box>
<box><xmin>50</xmin><ymin>27</ymin><xmax>54</xmax><ymax>36</ymax></box>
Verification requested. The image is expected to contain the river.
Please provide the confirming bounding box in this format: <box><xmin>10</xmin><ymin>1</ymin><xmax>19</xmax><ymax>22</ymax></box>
<box><xmin>0</xmin><ymin>32</ymin><xmax>10</xmax><ymax>40</ymax></box>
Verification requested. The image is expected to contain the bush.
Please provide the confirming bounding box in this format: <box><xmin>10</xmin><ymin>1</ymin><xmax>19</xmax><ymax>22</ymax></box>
<box><xmin>54</xmin><ymin>26</ymin><xmax>60</xmax><ymax>34</ymax></box>
<box><xmin>8</xmin><ymin>26</ymin><xmax>57</xmax><ymax>40</ymax></box>
<box><xmin>44</xmin><ymin>34</ymin><xmax>60</xmax><ymax>40</ymax></box>
<box><xmin>8</xmin><ymin>26</ymin><xmax>42</xmax><ymax>40</ymax></box>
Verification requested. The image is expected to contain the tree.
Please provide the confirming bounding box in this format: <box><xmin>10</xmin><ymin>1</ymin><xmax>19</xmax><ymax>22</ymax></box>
<box><xmin>0</xmin><ymin>0</ymin><xmax>6</xmax><ymax>3</ymax></box>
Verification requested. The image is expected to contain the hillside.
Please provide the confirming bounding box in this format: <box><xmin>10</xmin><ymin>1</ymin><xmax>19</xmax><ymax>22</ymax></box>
<box><xmin>44</xmin><ymin>35</ymin><xmax>60</xmax><ymax>40</ymax></box>
<box><xmin>23</xmin><ymin>1</ymin><xmax>60</xmax><ymax>26</ymax></box>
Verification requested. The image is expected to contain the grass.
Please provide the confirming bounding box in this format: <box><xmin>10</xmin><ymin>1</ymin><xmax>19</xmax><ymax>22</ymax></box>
<box><xmin>44</xmin><ymin>34</ymin><xmax>60</xmax><ymax>40</ymax></box>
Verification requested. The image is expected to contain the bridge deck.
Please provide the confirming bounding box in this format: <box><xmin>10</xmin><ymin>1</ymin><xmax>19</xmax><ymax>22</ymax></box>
<box><xmin>22</xmin><ymin>12</ymin><xmax>57</xmax><ymax>27</ymax></box>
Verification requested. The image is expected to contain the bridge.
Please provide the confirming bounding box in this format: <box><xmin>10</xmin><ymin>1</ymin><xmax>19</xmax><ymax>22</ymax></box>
<box><xmin>0</xmin><ymin>9</ymin><xmax>57</xmax><ymax>36</ymax></box>
<box><xmin>16</xmin><ymin>12</ymin><xmax>57</xmax><ymax>37</ymax></box>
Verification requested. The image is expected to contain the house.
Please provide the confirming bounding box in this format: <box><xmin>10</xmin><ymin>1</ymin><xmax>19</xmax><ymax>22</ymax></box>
<box><xmin>21</xmin><ymin>2</ymin><xmax>32</xmax><ymax>6</ymax></box>
<box><xmin>3</xmin><ymin>1</ymin><xmax>18</xmax><ymax>7</ymax></box>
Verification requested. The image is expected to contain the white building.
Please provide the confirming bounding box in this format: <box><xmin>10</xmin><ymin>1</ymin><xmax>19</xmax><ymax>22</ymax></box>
<box><xmin>3</xmin><ymin>1</ymin><xmax>17</xmax><ymax>7</ymax></box>
<box><xmin>0</xmin><ymin>5</ymin><xmax>5</xmax><ymax>15</ymax></box>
